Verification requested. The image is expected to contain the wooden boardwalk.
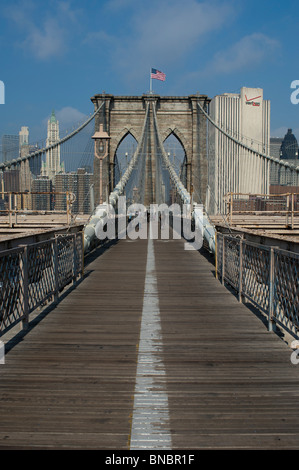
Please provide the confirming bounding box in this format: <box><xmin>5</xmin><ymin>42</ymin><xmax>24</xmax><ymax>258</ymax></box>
<box><xmin>1</xmin><ymin>234</ymin><xmax>299</xmax><ymax>449</ymax></box>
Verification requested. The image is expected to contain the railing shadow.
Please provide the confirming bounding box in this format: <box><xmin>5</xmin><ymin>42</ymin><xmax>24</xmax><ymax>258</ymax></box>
<box><xmin>3</xmin><ymin>236</ymin><xmax>120</xmax><ymax>353</ymax></box>
<box><xmin>196</xmin><ymin>243</ymin><xmax>289</xmax><ymax>343</ymax></box>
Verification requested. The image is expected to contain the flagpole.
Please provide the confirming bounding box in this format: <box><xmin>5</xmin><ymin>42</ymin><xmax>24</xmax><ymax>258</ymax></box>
<box><xmin>150</xmin><ymin>68</ymin><xmax>152</xmax><ymax>94</ymax></box>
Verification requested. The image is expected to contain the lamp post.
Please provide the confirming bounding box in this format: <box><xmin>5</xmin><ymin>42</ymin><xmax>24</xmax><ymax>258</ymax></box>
<box><xmin>92</xmin><ymin>123</ymin><xmax>111</xmax><ymax>204</ymax></box>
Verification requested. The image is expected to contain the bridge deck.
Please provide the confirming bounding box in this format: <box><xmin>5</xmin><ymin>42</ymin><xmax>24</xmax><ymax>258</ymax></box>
<box><xmin>1</xmin><ymin>234</ymin><xmax>299</xmax><ymax>450</ymax></box>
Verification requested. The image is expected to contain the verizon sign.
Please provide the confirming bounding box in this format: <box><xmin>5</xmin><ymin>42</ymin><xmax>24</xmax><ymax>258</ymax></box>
<box><xmin>245</xmin><ymin>93</ymin><xmax>261</xmax><ymax>107</ymax></box>
<box><xmin>240</xmin><ymin>87</ymin><xmax>264</xmax><ymax>152</ymax></box>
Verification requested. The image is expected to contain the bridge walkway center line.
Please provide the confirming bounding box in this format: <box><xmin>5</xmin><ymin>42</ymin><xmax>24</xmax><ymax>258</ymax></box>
<box><xmin>129</xmin><ymin>227</ymin><xmax>172</xmax><ymax>450</ymax></box>
<box><xmin>0</xmin><ymin>228</ymin><xmax>299</xmax><ymax>448</ymax></box>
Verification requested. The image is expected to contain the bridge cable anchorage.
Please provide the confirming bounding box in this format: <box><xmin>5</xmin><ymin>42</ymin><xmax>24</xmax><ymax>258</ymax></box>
<box><xmin>0</xmin><ymin>102</ymin><xmax>105</xmax><ymax>171</ymax></box>
<box><xmin>152</xmin><ymin>102</ymin><xmax>216</xmax><ymax>254</ymax></box>
<box><xmin>83</xmin><ymin>103</ymin><xmax>151</xmax><ymax>253</ymax></box>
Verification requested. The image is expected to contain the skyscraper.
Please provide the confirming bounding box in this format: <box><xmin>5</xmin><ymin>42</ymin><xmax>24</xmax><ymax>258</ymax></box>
<box><xmin>42</xmin><ymin>110</ymin><xmax>62</xmax><ymax>180</ymax></box>
<box><xmin>270</xmin><ymin>137</ymin><xmax>283</xmax><ymax>185</ymax></box>
<box><xmin>54</xmin><ymin>168</ymin><xmax>93</xmax><ymax>214</ymax></box>
<box><xmin>270</xmin><ymin>137</ymin><xmax>283</xmax><ymax>159</ymax></box>
<box><xmin>269</xmin><ymin>130</ymin><xmax>299</xmax><ymax>186</ymax></box>
<box><xmin>207</xmin><ymin>87</ymin><xmax>270</xmax><ymax>215</ymax></box>
<box><xmin>31</xmin><ymin>176</ymin><xmax>53</xmax><ymax>211</ymax></box>
<box><xmin>280</xmin><ymin>129</ymin><xmax>298</xmax><ymax>160</ymax></box>
<box><xmin>19</xmin><ymin>126</ymin><xmax>29</xmax><ymax>149</ymax></box>
<box><xmin>1</xmin><ymin>134</ymin><xmax>19</xmax><ymax>162</ymax></box>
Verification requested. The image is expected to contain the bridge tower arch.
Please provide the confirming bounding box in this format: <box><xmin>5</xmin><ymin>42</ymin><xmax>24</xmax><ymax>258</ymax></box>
<box><xmin>90</xmin><ymin>93</ymin><xmax>210</xmax><ymax>206</ymax></box>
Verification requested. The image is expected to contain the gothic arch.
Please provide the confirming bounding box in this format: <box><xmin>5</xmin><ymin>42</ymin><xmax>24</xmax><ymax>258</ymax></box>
<box><xmin>111</xmin><ymin>127</ymin><xmax>139</xmax><ymax>163</ymax></box>
<box><xmin>91</xmin><ymin>94</ymin><xmax>210</xmax><ymax>205</ymax></box>
<box><xmin>162</xmin><ymin>127</ymin><xmax>188</xmax><ymax>161</ymax></box>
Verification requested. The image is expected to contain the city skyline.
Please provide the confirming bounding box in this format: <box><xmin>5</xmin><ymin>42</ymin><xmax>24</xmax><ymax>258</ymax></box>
<box><xmin>0</xmin><ymin>0</ymin><xmax>299</xmax><ymax>144</ymax></box>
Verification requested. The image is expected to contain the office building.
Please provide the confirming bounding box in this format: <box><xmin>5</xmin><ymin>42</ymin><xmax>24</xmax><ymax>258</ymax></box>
<box><xmin>54</xmin><ymin>172</ymin><xmax>75</xmax><ymax>212</ymax></box>
<box><xmin>77</xmin><ymin>168</ymin><xmax>94</xmax><ymax>214</ymax></box>
<box><xmin>280</xmin><ymin>129</ymin><xmax>298</xmax><ymax>160</ymax></box>
<box><xmin>207</xmin><ymin>87</ymin><xmax>270</xmax><ymax>215</ymax></box>
<box><xmin>1</xmin><ymin>135</ymin><xmax>19</xmax><ymax>162</ymax></box>
<box><xmin>3</xmin><ymin>169</ymin><xmax>20</xmax><ymax>192</ymax></box>
<box><xmin>28</xmin><ymin>144</ymin><xmax>42</xmax><ymax>176</ymax></box>
<box><xmin>270</xmin><ymin>130</ymin><xmax>299</xmax><ymax>185</ymax></box>
<box><xmin>54</xmin><ymin>168</ymin><xmax>93</xmax><ymax>214</ymax></box>
<box><xmin>41</xmin><ymin>110</ymin><xmax>63</xmax><ymax>180</ymax></box>
<box><xmin>270</xmin><ymin>137</ymin><xmax>283</xmax><ymax>159</ymax></box>
<box><xmin>31</xmin><ymin>176</ymin><xmax>53</xmax><ymax>211</ymax></box>
<box><xmin>19</xmin><ymin>126</ymin><xmax>29</xmax><ymax>150</ymax></box>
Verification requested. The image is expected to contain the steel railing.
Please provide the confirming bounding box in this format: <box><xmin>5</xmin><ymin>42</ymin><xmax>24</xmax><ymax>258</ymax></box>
<box><xmin>225</xmin><ymin>192</ymin><xmax>299</xmax><ymax>228</ymax></box>
<box><xmin>216</xmin><ymin>232</ymin><xmax>299</xmax><ymax>338</ymax></box>
<box><xmin>0</xmin><ymin>232</ymin><xmax>83</xmax><ymax>336</ymax></box>
<box><xmin>0</xmin><ymin>191</ymin><xmax>76</xmax><ymax>227</ymax></box>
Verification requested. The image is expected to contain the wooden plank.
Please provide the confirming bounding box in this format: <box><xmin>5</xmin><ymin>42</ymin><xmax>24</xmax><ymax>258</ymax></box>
<box><xmin>154</xmin><ymin>237</ymin><xmax>299</xmax><ymax>450</ymax></box>
<box><xmin>0</xmin><ymin>233</ymin><xmax>299</xmax><ymax>449</ymax></box>
<box><xmin>0</xmin><ymin>238</ymin><xmax>148</xmax><ymax>450</ymax></box>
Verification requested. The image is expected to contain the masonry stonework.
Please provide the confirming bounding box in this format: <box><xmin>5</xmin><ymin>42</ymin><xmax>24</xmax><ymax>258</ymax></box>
<box><xmin>90</xmin><ymin>93</ymin><xmax>210</xmax><ymax>206</ymax></box>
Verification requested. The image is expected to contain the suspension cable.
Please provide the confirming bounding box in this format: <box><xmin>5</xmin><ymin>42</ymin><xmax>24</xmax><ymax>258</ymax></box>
<box><xmin>197</xmin><ymin>101</ymin><xmax>299</xmax><ymax>174</ymax></box>
<box><xmin>83</xmin><ymin>103</ymin><xmax>150</xmax><ymax>252</ymax></box>
<box><xmin>152</xmin><ymin>102</ymin><xmax>192</xmax><ymax>206</ymax></box>
<box><xmin>109</xmin><ymin>103</ymin><xmax>150</xmax><ymax>208</ymax></box>
<box><xmin>0</xmin><ymin>102</ymin><xmax>105</xmax><ymax>171</ymax></box>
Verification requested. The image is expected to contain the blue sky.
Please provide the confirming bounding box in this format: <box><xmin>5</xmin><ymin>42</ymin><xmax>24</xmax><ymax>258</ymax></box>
<box><xmin>0</xmin><ymin>0</ymin><xmax>299</xmax><ymax>143</ymax></box>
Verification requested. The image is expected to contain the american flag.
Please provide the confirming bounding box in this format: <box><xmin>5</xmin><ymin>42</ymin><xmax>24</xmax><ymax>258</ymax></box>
<box><xmin>151</xmin><ymin>68</ymin><xmax>166</xmax><ymax>81</ymax></box>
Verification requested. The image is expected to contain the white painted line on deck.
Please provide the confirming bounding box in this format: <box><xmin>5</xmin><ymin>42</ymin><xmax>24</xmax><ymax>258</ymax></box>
<box><xmin>0</xmin><ymin>341</ymin><xmax>5</xmax><ymax>364</ymax></box>
<box><xmin>129</xmin><ymin>233</ymin><xmax>172</xmax><ymax>450</ymax></box>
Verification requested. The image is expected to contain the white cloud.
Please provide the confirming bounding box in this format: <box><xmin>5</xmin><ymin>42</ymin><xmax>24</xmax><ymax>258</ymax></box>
<box><xmin>5</xmin><ymin>1</ymin><xmax>79</xmax><ymax>60</ymax></box>
<box><xmin>56</xmin><ymin>107</ymin><xmax>88</xmax><ymax>127</ymax></box>
<box><xmin>203</xmin><ymin>33</ymin><xmax>280</xmax><ymax>75</ymax></box>
<box><xmin>85</xmin><ymin>0</ymin><xmax>235</xmax><ymax>81</ymax></box>
<box><xmin>83</xmin><ymin>30</ymin><xmax>116</xmax><ymax>46</ymax></box>
<box><xmin>134</xmin><ymin>0</ymin><xmax>232</xmax><ymax>54</ymax></box>
<box><xmin>23</xmin><ymin>18</ymin><xmax>68</xmax><ymax>60</ymax></box>
<box><xmin>42</xmin><ymin>107</ymin><xmax>88</xmax><ymax>132</ymax></box>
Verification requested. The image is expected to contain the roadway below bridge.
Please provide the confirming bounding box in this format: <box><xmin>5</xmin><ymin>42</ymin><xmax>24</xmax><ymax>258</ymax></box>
<box><xmin>0</xmin><ymin>230</ymin><xmax>299</xmax><ymax>449</ymax></box>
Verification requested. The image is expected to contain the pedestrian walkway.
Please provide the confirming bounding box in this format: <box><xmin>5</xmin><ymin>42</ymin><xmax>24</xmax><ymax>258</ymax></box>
<box><xmin>0</xmin><ymin>234</ymin><xmax>299</xmax><ymax>449</ymax></box>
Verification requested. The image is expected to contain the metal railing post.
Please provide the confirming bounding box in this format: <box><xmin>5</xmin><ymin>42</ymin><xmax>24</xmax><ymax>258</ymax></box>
<box><xmin>286</xmin><ymin>193</ymin><xmax>290</xmax><ymax>227</ymax></box>
<box><xmin>8</xmin><ymin>192</ymin><xmax>12</xmax><ymax>228</ymax></box>
<box><xmin>222</xmin><ymin>235</ymin><xmax>225</xmax><ymax>285</ymax></box>
<box><xmin>238</xmin><ymin>239</ymin><xmax>243</xmax><ymax>302</ymax></box>
<box><xmin>215</xmin><ymin>231</ymin><xmax>218</xmax><ymax>279</ymax></box>
<box><xmin>268</xmin><ymin>247</ymin><xmax>275</xmax><ymax>332</ymax></box>
<box><xmin>53</xmin><ymin>237</ymin><xmax>59</xmax><ymax>303</ymax></box>
<box><xmin>72</xmin><ymin>234</ymin><xmax>77</xmax><ymax>284</ymax></box>
<box><xmin>66</xmin><ymin>192</ymin><xmax>71</xmax><ymax>225</ymax></box>
<box><xmin>291</xmin><ymin>193</ymin><xmax>294</xmax><ymax>229</ymax></box>
<box><xmin>81</xmin><ymin>231</ymin><xmax>85</xmax><ymax>278</ymax></box>
<box><xmin>20</xmin><ymin>246</ymin><xmax>29</xmax><ymax>330</ymax></box>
